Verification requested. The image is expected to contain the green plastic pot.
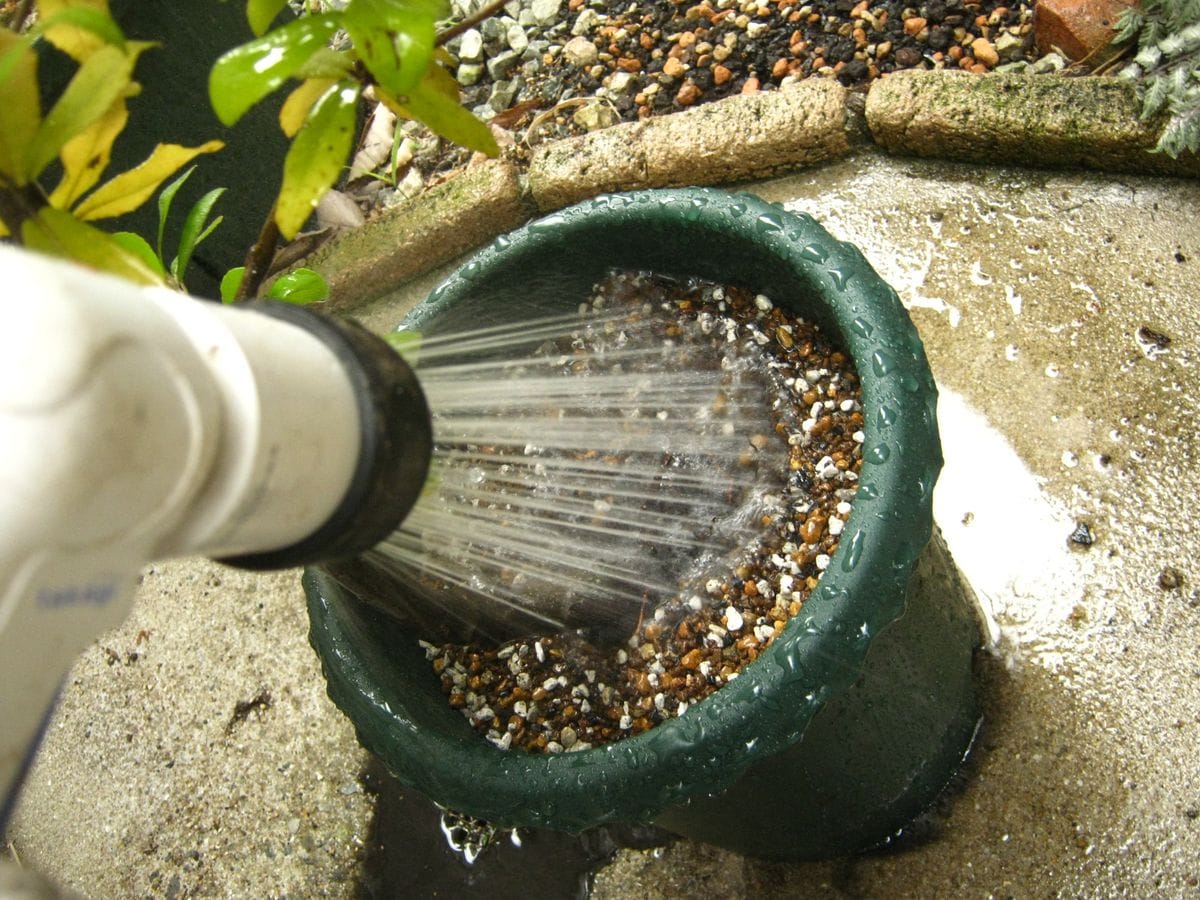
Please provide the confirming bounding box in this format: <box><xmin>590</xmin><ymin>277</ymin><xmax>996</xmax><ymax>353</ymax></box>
<box><xmin>304</xmin><ymin>188</ymin><xmax>982</xmax><ymax>859</ymax></box>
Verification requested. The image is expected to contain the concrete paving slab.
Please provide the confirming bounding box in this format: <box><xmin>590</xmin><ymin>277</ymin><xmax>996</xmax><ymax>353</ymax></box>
<box><xmin>6</xmin><ymin>150</ymin><xmax>1199</xmax><ymax>897</ymax></box>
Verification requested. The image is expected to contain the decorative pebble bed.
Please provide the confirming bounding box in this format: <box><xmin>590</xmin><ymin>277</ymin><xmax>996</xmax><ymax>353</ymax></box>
<box><xmin>354</xmin><ymin>0</ymin><xmax>1054</xmax><ymax>201</ymax></box>
<box><xmin>421</xmin><ymin>270</ymin><xmax>864</xmax><ymax>753</ymax></box>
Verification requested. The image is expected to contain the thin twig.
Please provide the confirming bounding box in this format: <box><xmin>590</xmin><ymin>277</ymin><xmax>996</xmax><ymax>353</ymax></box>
<box><xmin>3</xmin><ymin>0</ymin><xmax>35</xmax><ymax>32</ymax></box>
<box><xmin>436</xmin><ymin>0</ymin><xmax>508</xmax><ymax>47</ymax></box>
<box><xmin>235</xmin><ymin>207</ymin><xmax>282</xmax><ymax>301</ymax></box>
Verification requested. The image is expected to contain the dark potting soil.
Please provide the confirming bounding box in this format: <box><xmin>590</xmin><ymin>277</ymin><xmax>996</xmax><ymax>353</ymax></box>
<box><xmin>422</xmin><ymin>271</ymin><xmax>864</xmax><ymax>754</ymax></box>
<box><xmin>404</xmin><ymin>0</ymin><xmax>1038</xmax><ymax>181</ymax></box>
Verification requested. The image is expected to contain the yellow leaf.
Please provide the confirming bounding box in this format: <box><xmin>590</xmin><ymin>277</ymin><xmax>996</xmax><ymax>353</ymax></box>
<box><xmin>72</xmin><ymin>140</ymin><xmax>225</xmax><ymax>221</ymax></box>
<box><xmin>279</xmin><ymin>78</ymin><xmax>336</xmax><ymax>139</ymax></box>
<box><xmin>0</xmin><ymin>219</ymin><xmax>8</xmax><ymax>238</ymax></box>
<box><xmin>0</xmin><ymin>31</ymin><xmax>42</xmax><ymax>184</ymax></box>
<box><xmin>21</xmin><ymin>207</ymin><xmax>164</xmax><ymax>285</ymax></box>
<box><xmin>24</xmin><ymin>44</ymin><xmax>134</xmax><ymax>182</ymax></box>
<box><xmin>37</xmin><ymin>0</ymin><xmax>113</xmax><ymax>62</ymax></box>
<box><xmin>48</xmin><ymin>97</ymin><xmax>130</xmax><ymax>210</ymax></box>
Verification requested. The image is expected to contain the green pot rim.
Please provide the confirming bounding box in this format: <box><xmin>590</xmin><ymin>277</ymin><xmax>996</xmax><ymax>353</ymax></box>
<box><xmin>305</xmin><ymin>187</ymin><xmax>942</xmax><ymax>831</ymax></box>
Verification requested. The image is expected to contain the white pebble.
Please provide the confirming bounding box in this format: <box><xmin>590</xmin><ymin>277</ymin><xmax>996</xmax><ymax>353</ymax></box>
<box><xmin>836</xmin><ymin>501</ymin><xmax>853</xmax><ymax>516</ymax></box>
<box><xmin>705</xmin><ymin>579</ymin><xmax>722</xmax><ymax>595</ymax></box>
<box><xmin>677</xmin><ymin>701</ymin><xmax>689</xmax><ymax>716</ymax></box>
<box><xmin>619</xmin><ymin>714</ymin><xmax>633</xmax><ymax>730</ymax></box>
<box><xmin>534</xmin><ymin>640</ymin><xmax>545</xmax><ymax>662</ymax></box>
<box><xmin>725</xmin><ymin>606</ymin><xmax>744</xmax><ymax>631</ymax></box>
<box><xmin>755</xmin><ymin>624</ymin><xmax>776</xmax><ymax>643</ymax></box>
<box><xmin>816</xmin><ymin>554</ymin><xmax>831</xmax><ymax>570</ymax></box>
<box><xmin>754</xmin><ymin>294</ymin><xmax>773</xmax><ymax>311</ymax></box>
<box><xmin>489</xmin><ymin>732</ymin><xmax>513</xmax><ymax>751</ymax></box>
<box><xmin>828</xmin><ymin>517</ymin><xmax>844</xmax><ymax>536</ymax></box>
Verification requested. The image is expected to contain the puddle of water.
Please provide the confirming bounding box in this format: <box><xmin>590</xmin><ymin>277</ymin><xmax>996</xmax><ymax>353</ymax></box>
<box><xmin>933</xmin><ymin>386</ymin><xmax>1094</xmax><ymax>671</ymax></box>
<box><xmin>358</xmin><ymin>758</ymin><xmax>671</xmax><ymax>898</ymax></box>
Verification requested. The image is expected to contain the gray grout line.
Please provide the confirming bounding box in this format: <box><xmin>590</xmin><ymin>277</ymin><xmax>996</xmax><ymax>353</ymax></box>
<box><xmin>295</xmin><ymin>71</ymin><xmax>1198</xmax><ymax>312</ymax></box>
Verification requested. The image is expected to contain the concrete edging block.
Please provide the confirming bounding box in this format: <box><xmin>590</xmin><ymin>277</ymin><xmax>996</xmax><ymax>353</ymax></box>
<box><xmin>865</xmin><ymin>69</ymin><xmax>1200</xmax><ymax>178</ymax></box>
<box><xmin>286</xmin><ymin>159</ymin><xmax>533</xmax><ymax>310</ymax></box>
<box><xmin>529</xmin><ymin>79</ymin><xmax>858</xmax><ymax>212</ymax></box>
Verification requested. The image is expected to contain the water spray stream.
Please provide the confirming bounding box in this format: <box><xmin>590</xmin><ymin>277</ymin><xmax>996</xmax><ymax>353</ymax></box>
<box><xmin>350</xmin><ymin>290</ymin><xmax>787</xmax><ymax>639</ymax></box>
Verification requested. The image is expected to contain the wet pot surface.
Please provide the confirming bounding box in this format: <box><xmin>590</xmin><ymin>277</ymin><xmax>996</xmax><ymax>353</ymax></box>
<box><xmin>306</xmin><ymin>187</ymin><xmax>979</xmax><ymax>859</ymax></box>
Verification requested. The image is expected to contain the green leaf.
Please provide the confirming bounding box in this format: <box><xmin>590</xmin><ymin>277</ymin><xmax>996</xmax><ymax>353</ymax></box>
<box><xmin>73</xmin><ymin>140</ymin><xmax>224</xmax><ymax>221</ymax></box>
<box><xmin>110</xmin><ymin>231</ymin><xmax>168</xmax><ymax>277</ymax></box>
<box><xmin>247</xmin><ymin>0</ymin><xmax>290</xmax><ymax>37</ymax></box>
<box><xmin>209</xmin><ymin>13</ymin><xmax>341</xmax><ymax>126</ymax></box>
<box><xmin>170</xmin><ymin>187</ymin><xmax>226</xmax><ymax>284</ymax></box>
<box><xmin>157</xmin><ymin>165</ymin><xmax>195</xmax><ymax>261</ymax></box>
<box><xmin>1112</xmin><ymin>8</ymin><xmax>1144</xmax><ymax>44</ymax></box>
<box><xmin>0</xmin><ymin>32</ymin><xmax>41</xmax><ymax>184</ymax></box>
<box><xmin>266</xmin><ymin>267</ymin><xmax>330</xmax><ymax>304</ymax></box>
<box><xmin>32</xmin><ymin>4</ymin><xmax>126</xmax><ymax>62</ymax></box>
<box><xmin>275</xmin><ymin>80</ymin><xmax>361</xmax><ymax>240</ymax></box>
<box><xmin>24</xmin><ymin>44</ymin><xmax>134</xmax><ymax>182</ymax></box>
<box><xmin>1155</xmin><ymin>102</ymin><xmax>1200</xmax><ymax>158</ymax></box>
<box><xmin>1143</xmin><ymin>74</ymin><xmax>1171</xmax><ymax>119</ymax></box>
<box><xmin>381</xmin><ymin>70</ymin><xmax>498</xmax><ymax>156</ymax></box>
<box><xmin>343</xmin><ymin>0</ymin><xmax>438</xmax><ymax>98</ymax></box>
<box><xmin>295</xmin><ymin>47</ymin><xmax>356</xmax><ymax>82</ymax></box>
<box><xmin>221</xmin><ymin>266</ymin><xmax>246</xmax><ymax>303</ymax></box>
<box><xmin>22</xmin><ymin>207</ymin><xmax>164</xmax><ymax>285</ymax></box>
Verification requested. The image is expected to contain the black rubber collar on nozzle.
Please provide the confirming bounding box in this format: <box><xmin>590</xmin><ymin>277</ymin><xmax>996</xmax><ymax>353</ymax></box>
<box><xmin>221</xmin><ymin>302</ymin><xmax>432</xmax><ymax>571</ymax></box>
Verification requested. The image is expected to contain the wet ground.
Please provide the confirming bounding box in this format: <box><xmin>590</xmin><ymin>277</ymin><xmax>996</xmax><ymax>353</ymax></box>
<box><xmin>7</xmin><ymin>150</ymin><xmax>1200</xmax><ymax>896</ymax></box>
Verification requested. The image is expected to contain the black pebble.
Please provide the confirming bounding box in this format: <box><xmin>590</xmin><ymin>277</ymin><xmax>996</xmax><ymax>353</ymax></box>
<box><xmin>927</xmin><ymin>26</ymin><xmax>952</xmax><ymax>51</ymax></box>
<box><xmin>838</xmin><ymin>59</ymin><xmax>869</xmax><ymax>84</ymax></box>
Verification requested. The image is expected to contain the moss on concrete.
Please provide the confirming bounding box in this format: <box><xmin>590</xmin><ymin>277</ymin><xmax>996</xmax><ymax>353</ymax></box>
<box><xmin>865</xmin><ymin>70</ymin><xmax>1200</xmax><ymax>177</ymax></box>
<box><xmin>283</xmin><ymin>160</ymin><xmax>533</xmax><ymax>311</ymax></box>
<box><xmin>529</xmin><ymin>79</ymin><xmax>857</xmax><ymax>211</ymax></box>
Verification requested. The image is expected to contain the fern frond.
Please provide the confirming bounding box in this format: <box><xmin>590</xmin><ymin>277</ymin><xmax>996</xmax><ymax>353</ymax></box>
<box><xmin>1155</xmin><ymin>98</ymin><xmax>1200</xmax><ymax>157</ymax></box>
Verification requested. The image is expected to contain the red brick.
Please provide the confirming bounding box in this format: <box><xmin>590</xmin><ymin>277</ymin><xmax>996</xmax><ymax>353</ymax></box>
<box><xmin>1034</xmin><ymin>0</ymin><xmax>1135</xmax><ymax>62</ymax></box>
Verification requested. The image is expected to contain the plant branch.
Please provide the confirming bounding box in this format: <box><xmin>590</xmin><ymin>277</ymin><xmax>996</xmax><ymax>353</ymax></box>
<box><xmin>0</xmin><ymin>174</ymin><xmax>46</xmax><ymax>237</ymax></box>
<box><xmin>2</xmin><ymin>0</ymin><xmax>35</xmax><ymax>32</ymax></box>
<box><xmin>436</xmin><ymin>0</ymin><xmax>508</xmax><ymax>47</ymax></box>
<box><xmin>235</xmin><ymin>206</ymin><xmax>282</xmax><ymax>301</ymax></box>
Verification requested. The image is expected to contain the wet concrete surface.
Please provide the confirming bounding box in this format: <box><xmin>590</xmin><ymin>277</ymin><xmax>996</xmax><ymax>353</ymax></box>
<box><xmin>6</xmin><ymin>150</ymin><xmax>1199</xmax><ymax>896</ymax></box>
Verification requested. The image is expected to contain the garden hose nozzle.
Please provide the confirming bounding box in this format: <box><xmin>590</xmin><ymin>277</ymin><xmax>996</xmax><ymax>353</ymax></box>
<box><xmin>0</xmin><ymin>244</ymin><xmax>432</xmax><ymax>825</ymax></box>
